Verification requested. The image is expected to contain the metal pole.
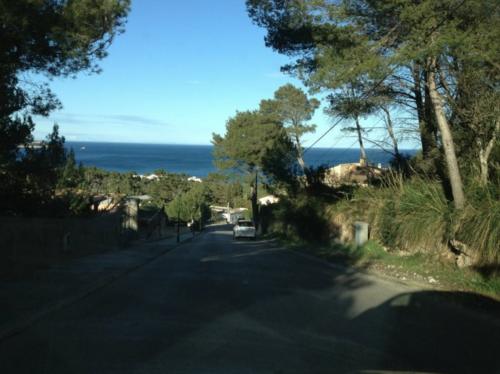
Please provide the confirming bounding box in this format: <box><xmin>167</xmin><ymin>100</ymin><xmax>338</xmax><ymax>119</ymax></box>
<box><xmin>255</xmin><ymin>169</ymin><xmax>258</xmax><ymax>201</ymax></box>
<box><xmin>252</xmin><ymin>169</ymin><xmax>259</xmax><ymax>229</ymax></box>
<box><xmin>176</xmin><ymin>205</ymin><xmax>180</xmax><ymax>243</ymax></box>
<box><xmin>255</xmin><ymin>169</ymin><xmax>258</xmax><ymax>228</ymax></box>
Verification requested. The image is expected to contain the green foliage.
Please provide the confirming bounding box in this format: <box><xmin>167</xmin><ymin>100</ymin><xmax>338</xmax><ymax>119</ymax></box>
<box><xmin>58</xmin><ymin>149</ymin><xmax>84</xmax><ymax>189</ymax></box>
<box><xmin>247</xmin><ymin>0</ymin><xmax>500</xmax><ymax>196</ymax></box>
<box><xmin>51</xmin><ymin>191</ymin><xmax>93</xmax><ymax>217</ymax></box>
<box><xmin>0</xmin><ymin>0</ymin><xmax>130</xmax><ymax>143</ymax></box>
<box><xmin>264</xmin><ymin>171</ymin><xmax>499</xmax><ymax>269</ymax></box>
<box><xmin>85</xmin><ymin>170</ymin><xmax>141</xmax><ymax>196</ymax></box>
<box><xmin>143</xmin><ymin>173</ymin><xmax>190</xmax><ymax>207</ymax></box>
<box><xmin>165</xmin><ymin>184</ymin><xmax>211</xmax><ymax>223</ymax></box>
<box><xmin>268</xmin><ymin>84</ymin><xmax>319</xmax><ymax>131</ymax></box>
<box><xmin>1</xmin><ymin>0</ymin><xmax>130</xmax><ymax>78</ymax></box>
<box><xmin>265</xmin><ymin>194</ymin><xmax>332</xmax><ymax>243</ymax></box>
<box><xmin>336</xmin><ymin>175</ymin><xmax>499</xmax><ymax>265</ymax></box>
<box><xmin>259</xmin><ymin>84</ymin><xmax>319</xmax><ymax>167</ymax></box>
<box><xmin>76</xmin><ymin>168</ymin><xmax>250</xmax><ymax>221</ymax></box>
<box><xmin>213</xmin><ymin>109</ymin><xmax>298</xmax><ymax>192</ymax></box>
<box><xmin>213</xmin><ymin>110</ymin><xmax>290</xmax><ymax>171</ymax></box>
<box><xmin>0</xmin><ymin>116</ymin><xmax>34</xmax><ymax>167</ymax></box>
<box><xmin>381</xmin><ymin>177</ymin><xmax>450</xmax><ymax>252</ymax></box>
<box><xmin>378</xmin><ymin>199</ymin><xmax>398</xmax><ymax>248</ymax></box>
<box><xmin>0</xmin><ymin>124</ymin><xmax>88</xmax><ymax>216</ymax></box>
<box><xmin>458</xmin><ymin>183</ymin><xmax>500</xmax><ymax>265</ymax></box>
<box><xmin>325</xmin><ymin>83</ymin><xmax>377</xmax><ymax>121</ymax></box>
<box><xmin>0</xmin><ymin>0</ymin><xmax>130</xmax><ymax>216</ymax></box>
<box><xmin>204</xmin><ymin>173</ymin><xmax>248</xmax><ymax>208</ymax></box>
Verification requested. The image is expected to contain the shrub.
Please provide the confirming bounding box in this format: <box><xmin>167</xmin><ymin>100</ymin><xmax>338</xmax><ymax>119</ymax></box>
<box><xmin>334</xmin><ymin>175</ymin><xmax>498</xmax><ymax>265</ymax></box>
<box><xmin>267</xmin><ymin>194</ymin><xmax>331</xmax><ymax>243</ymax></box>
<box><xmin>265</xmin><ymin>174</ymin><xmax>499</xmax><ymax>268</ymax></box>
<box><xmin>457</xmin><ymin>183</ymin><xmax>500</xmax><ymax>264</ymax></box>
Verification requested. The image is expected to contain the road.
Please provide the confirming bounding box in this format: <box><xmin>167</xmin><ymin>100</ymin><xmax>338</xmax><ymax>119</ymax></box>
<box><xmin>1</xmin><ymin>224</ymin><xmax>499</xmax><ymax>374</ymax></box>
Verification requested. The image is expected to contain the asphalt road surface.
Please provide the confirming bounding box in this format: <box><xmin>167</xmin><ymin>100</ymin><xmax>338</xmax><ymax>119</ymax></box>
<box><xmin>1</xmin><ymin>224</ymin><xmax>499</xmax><ymax>374</ymax></box>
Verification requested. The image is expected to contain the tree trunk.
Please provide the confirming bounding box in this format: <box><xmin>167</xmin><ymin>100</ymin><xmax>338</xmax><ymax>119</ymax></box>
<box><xmin>355</xmin><ymin>116</ymin><xmax>367</xmax><ymax>165</ymax></box>
<box><xmin>427</xmin><ymin>59</ymin><xmax>466</xmax><ymax>209</ymax></box>
<box><xmin>412</xmin><ymin>63</ymin><xmax>436</xmax><ymax>157</ymax></box>
<box><xmin>381</xmin><ymin>106</ymin><xmax>399</xmax><ymax>157</ymax></box>
<box><xmin>295</xmin><ymin>134</ymin><xmax>306</xmax><ymax>172</ymax></box>
<box><xmin>477</xmin><ymin>119</ymin><xmax>499</xmax><ymax>186</ymax></box>
<box><xmin>479</xmin><ymin>149</ymin><xmax>489</xmax><ymax>186</ymax></box>
<box><xmin>423</xmin><ymin>67</ymin><xmax>439</xmax><ymax>151</ymax></box>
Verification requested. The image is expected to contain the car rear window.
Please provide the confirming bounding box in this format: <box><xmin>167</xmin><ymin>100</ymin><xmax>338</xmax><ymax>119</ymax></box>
<box><xmin>238</xmin><ymin>221</ymin><xmax>254</xmax><ymax>227</ymax></box>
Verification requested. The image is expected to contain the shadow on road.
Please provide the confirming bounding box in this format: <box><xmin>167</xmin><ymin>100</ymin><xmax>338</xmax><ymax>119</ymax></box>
<box><xmin>349</xmin><ymin>290</ymin><xmax>500</xmax><ymax>373</ymax></box>
<box><xmin>2</xmin><ymin>224</ymin><xmax>499</xmax><ymax>373</ymax></box>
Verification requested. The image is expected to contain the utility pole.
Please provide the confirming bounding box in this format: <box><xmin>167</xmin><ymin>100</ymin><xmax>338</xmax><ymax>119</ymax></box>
<box><xmin>251</xmin><ymin>169</ymin><xmax>259</xmax><ymax>229</ymax></box>
<box><xmin>176</xmin><ymin>205</ymin><xmax>180</xmax><ymax>243</ymax></box>
<box><xmin>198</xmin><ymin>207</ymin><xmax>202</xmax><ymax>232</ymax></box>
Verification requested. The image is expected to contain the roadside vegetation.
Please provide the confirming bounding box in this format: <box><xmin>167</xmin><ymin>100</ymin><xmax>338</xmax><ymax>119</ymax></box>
<box><xmin>211</xmin><ymin>0</ymin><xmax>500</xmax><ymax>295</ymax></box>
<box><xmin>281</xmin><ymin>238</ymin><xmax>500</xmax><ymax>298</ymax></box>
<box><xmin>0</xmin><ymin>1</ymin><xmax>498</xmax><ymax>295</ymax></box>
<box><xmin>260</xmin><ymin>175</ymin><xmax>499</xmax><ymax>297</ymax></box>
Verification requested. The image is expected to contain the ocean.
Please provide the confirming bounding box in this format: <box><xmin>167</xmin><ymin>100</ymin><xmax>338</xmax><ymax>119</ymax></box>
<box><xmin>66</xmin><ymin>142</ymin><xmax>417</xmax><ymax>177</ymax></box>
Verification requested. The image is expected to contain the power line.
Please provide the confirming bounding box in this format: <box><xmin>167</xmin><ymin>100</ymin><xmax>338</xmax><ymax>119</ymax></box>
<box><xmin>302</xmin><ymin>0</ymin><xmax>467</xmax><ymax>156</ymax></box>
<box><xmin>303</xmin><ymin>71</ymin><xmax>393</xmax><ymax>154</ymax></box>
<box><xmin>303</xmin><ymin>117</ymin><xmax>343</xmax><ymax>154</ymax></box>
<box><xmin>315</xmin><ymin>136</ymin><xmax>346</xmax><ymax>160</ymax></box>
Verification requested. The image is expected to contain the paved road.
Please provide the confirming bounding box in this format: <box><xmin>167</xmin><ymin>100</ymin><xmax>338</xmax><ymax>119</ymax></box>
<box><xmin>1</xmin><ymin>224</ymin><xmax>499</xmax><ymax>374</ymax></box>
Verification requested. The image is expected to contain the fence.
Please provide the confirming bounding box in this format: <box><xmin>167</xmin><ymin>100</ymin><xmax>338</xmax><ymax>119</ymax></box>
<box><xmin>0</xmin><ymin>212</ymin><xmax>123</xmax><ymax>263</ymax></box>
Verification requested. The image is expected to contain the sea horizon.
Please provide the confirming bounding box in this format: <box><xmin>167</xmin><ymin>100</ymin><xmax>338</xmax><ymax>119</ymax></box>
<box><xmin>63</xmin><ymin>139</ymin><xmax>419</xmax><ymax>150</ymax></box>
<box><xmin>65</xmin><ymin>141</ymin><xmax>419</xmax><ymax>177</ymax></box>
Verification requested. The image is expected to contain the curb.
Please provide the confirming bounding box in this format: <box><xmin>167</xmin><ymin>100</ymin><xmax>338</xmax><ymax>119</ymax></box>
<box><xmin>285</xmin><ymin>244</ymin><xmax>500</xmax><ymax>326</ymax></box>
<box><xmin>0</xmin><ymin>231</ymin><xmax>201</xmax><ymax>342</ymax></box>
<box><xmin>284</xmin><ymin>243</ymin><xmax>432</xmax><ymax>291</ymax></box>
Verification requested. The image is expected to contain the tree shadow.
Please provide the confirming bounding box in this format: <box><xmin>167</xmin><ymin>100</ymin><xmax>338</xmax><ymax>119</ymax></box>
<box><xmin>473</xmin><ymin>263</ymin><xmax>500</xmax><ymax>279</ymax></box>
<box><xmin>1</xmin><ymin>226</ymin><xmax>499</xmax><ymax>373</ymax></box>
<box><xmin>349</xmin><ymin>290</ymin><xmax>500</xmax><ymax>373</ymax></box>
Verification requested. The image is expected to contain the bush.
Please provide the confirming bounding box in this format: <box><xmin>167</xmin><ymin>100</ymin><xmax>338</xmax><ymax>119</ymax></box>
<box><xmin>457</xmin><ymin>183</ymin><xmax>500</xmax><ymax>265</ymax></box>
<box><xmin>266</xmin><ymin>194</ymin><xmax>331</xmax><ymax>243</ymax></box>
<box><xmin>332</xmin><ymin>174</ymin><xmax>499</xmax><ymax>265</ymax></box>
<box><xmin>267</xmin><ymin>173</ymin><xmax>499</xmax><ymax>268</ymax></box>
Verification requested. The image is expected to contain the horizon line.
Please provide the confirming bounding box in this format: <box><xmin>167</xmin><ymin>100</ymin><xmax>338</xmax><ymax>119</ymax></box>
<box><xmin>58</xmin><ymin>140</ymin><xmax>420</xmax><ymax>151</ymax></box>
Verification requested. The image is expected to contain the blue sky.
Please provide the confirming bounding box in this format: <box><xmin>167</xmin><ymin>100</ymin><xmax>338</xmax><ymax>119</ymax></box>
<box><xmin>33</xmin><ymin>0</ymin><xmax>418</xmax><ymax>149</ymax></box>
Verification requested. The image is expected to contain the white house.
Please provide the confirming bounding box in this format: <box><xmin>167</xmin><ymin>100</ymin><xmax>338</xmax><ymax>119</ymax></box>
<box><xmin>258</xmin><ymin>195</ymin><xmax>280</xmax><ymax>206</ymax></box>
<box><xmin>145</xmin><ymin>174</ymin><xmax>160</xmax><ymax>181</ymax></box>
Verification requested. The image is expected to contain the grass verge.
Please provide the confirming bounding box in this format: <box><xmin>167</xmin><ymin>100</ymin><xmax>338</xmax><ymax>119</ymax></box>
<box><xmin>274</xmin><ymin>234</ymin><xmax>500</xmax><ymax>300</ymax></box>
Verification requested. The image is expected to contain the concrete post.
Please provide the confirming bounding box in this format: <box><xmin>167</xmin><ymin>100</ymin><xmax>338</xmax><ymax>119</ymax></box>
<box><xmin>354</xmin><ymin>221</ymin><xmax>369</xmax><ymax>247</ymax></box>
<box><xmin>62</xmin><ymin>232</ymin><xmax>71</xmax><ymax>253</ymax></box>
<box><xmin>122</xmin><ymin>199</ymin><xmax>139</xmax><ymax>241</ymax></box>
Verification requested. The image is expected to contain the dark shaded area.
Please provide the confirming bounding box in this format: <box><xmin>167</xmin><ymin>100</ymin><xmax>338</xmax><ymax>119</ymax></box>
<box><xmin>351</xmin><ymin>290</ymin><xmax>500</xmax><ymax>373</ymax></box>
<box><xmin>0</xmin><ymin>213</ymin><xmax>123</xmax><ymax>280</ymax></box>
<box><xmin>1</xmin><ymin>225</ymin><xmax>499</xmax><ymax>373</ymax></box>
<box><xmin>474</xmin><ymin>264</ymin><xmax>500</xmax><ymax>279</ymax></box>
<box><xmin>259</xmin><ymin>176</ymin><xmax>356</xmax><ymax>244</ymax></box>
<box><xmin>260</xmin><ymin>195</ymin><xmax>335</xmax><ymax>243</ymax></box>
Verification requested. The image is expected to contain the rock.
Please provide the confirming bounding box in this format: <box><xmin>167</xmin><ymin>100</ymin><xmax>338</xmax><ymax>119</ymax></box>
<box><xmin>456</xmin><ymin>253</ymin><xmax>474</xmax><ymax>268</ymax></box>
<box><xmin>428</xmin><ymin>276</ymin><xmax>438</xmax><ymax>284</ymax></box>
<box><xmin>450</xmin><ymin>239</ymin><xmax>478</xmax><ymax>268</ymax></box>
<box><xmin>450</xmin><ymin>239</ymin><xmax>469</xmax><ymax>254</ymax></box>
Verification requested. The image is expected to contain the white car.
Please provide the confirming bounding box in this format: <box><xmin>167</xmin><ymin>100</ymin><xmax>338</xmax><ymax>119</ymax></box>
<box><xmin>233</xmin><ymin>220</ymin><xmax>256</xmax><ymax>239</ymax></box>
